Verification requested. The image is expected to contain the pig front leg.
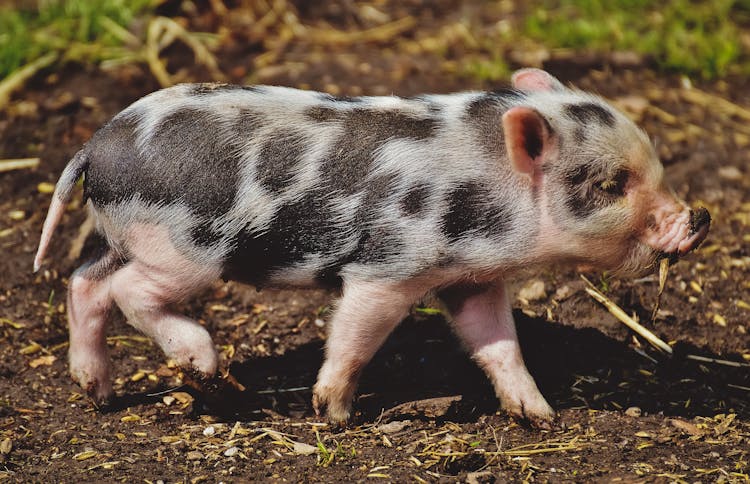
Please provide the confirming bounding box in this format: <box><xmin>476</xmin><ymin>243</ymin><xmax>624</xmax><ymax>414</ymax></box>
<box><xmin>313</xmin><ymin>279</ymin><xmax>424</xmax><ymax>425</ymax></box>
<box><xmin>440</xmin><ymin>281</ymin><xmax>555</xmax><ymax>427</ymax></box>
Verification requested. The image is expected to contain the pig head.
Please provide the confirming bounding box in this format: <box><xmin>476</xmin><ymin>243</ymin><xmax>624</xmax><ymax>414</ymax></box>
<box><xmin>504</xmin><ymin>69</ymin><xmax>709</xmax><ymax>275</ymax></box>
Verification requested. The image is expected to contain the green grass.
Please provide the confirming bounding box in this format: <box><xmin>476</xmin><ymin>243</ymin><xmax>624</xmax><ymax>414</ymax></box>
<box><xmin>0</xmin><ymin>0</ymin><xmax>156</xmax><ymax>79</ymax></box>
<box><xmin>523</xmin><ymin>0</ymin><xmax>750</xmax><ymax>78</ymax></box>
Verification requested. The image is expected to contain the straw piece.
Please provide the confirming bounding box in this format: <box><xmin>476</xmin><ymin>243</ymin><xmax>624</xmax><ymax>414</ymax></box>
<box><xmin>651</xmin><ymin>257</ymin><xmax>670</xmax><ymax>322</ymax></box>
<box><xmin>686</xmin><ymin>354</ymin><xmax>750</xmax><ymax>368</ymax></box>
<box><xmin>581</xmin><ymin>275</ymin><xmax>673</xmax><ymax>354</ymax></box>
<box><xmin>0</xmin><ymin>158</ymin><xmax>40</xmax><ymax>173</ymax></box>
<box><xmin>0</xmin><ymin>53</ymin><xmax>58</xmax><ymax>110</ymax></box>
<box><xmin>681</xmin><ymin>88</ymin><xmax>750</xmax><ymax>121</ymax></box>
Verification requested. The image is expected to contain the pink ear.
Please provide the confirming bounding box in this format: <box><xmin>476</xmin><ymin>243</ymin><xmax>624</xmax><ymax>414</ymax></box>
<box><xmin>502</xmin><ymin>106</ymin><xmax>552</xmax><ymax>180</ymax></box>
<box><xmin>511</xmin><ymin>68</ymin><xmax>564</xmax><ymax>92</ymax></box>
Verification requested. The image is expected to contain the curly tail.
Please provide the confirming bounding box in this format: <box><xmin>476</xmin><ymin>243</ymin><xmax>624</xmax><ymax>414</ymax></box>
<box><xmin>34</xmin><ymin>150</ymin><xmax>89</xmax><ymax>272</ymax></box>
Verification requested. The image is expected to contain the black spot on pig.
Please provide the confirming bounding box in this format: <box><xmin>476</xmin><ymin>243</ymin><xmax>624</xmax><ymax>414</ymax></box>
<box><xmin>256</xmin><ymin>131</ymin><xmax>306</xmax><ymax>193</ymax></box>
<box><xmin>564</xmin><ymin>102</ymin><xmax>615</xmax><ymax>128</ymax></box>
<box><xmin>562</xmin><ymin>163</ymin><xmax>624</xmax><ymax>218</ymax></box>
<box><xmin>305</xmin><ymin>106</ymin><xmax>340</xmax><ymax>123</ymax></box>
<box><xmin>490</xmin><ymin>87</ymin><xmax>525</xmax><ymax>99</ymax></box>
<box><xmin>223</xmin><ymin>189</ymin><xmax>337</xmax><ymax>284</ymax></box>
<box><xmin>562</xmin><ymin>164</ymin><xmax>595</xmax><ymax>218</ymax></box>
<box><xmin>465</xmin><ymin>90</ymin><xmax>525</xmax><ymax>157</ymax></box>
<box><xmin>352</xmin><ymin>227</ymin><xmax>404</xmax><ymax>264</ymax></box>
<box><xmin>73</xmin><ymin>231</ymin><xmax>125</xmax><ymax>281</ymax></box>
<box><xmin>401</xmin><ymin>183</ymin><xmax>430</xmax><ymax>216</ymax></box>
<box><xmin>85</xmin><ymin>108</ymin><xmax>247</xmax><ymax>220</ymax></box>
<box><xmin>234</xmin><ymin>109</ymin><xmax>264</xmax><ymax>135</ymax></box>
<box><xmin>316</xmin><ymin>109</ymin><xmax>438</xmax><ymax>194</ymax></box>
<box><xmin>314</xmin><ymin>173</ymin><xmax>405</xmax><ymax>281</ymax></box>
<box><xmin>190</xmin><ymin>224</ymin><xmax>225</xmax><ymax>248</ymax></box>
<box><xmin>573</xmin><ymin>126</ymin><xmax>586</xmax><ymax>144</ymax></box>
<box><xmin>442</xmin><ymin>183</ymin><xmax>510</xmax><ymax>240</ymax></box>
<box><xmin>466</xmin><ymin>89</ymin><xmax>524</xmax><ymax>119</ymax></box>
<box><xmin>364</xmin><ymin>173</ymin><xmax>397</xmax><ymax>206</ymax></box>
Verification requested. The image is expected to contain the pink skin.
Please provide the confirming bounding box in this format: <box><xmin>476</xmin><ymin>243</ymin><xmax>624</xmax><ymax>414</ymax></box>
<box><xmin>444</xmin><ymin>282</ymin><xmax>554</xmax><ymax>427</ymax></box>
<box><xmin>67</xmin><ymin>274</ymin><xmax>113</xmax><ymax>404</ymax></box>
<box><xmin>640</xmin><ymin>195</ymin><xmax>707</xmax><ymax>256</ymax></box>
<box><xmin>66</xmin><ymin>224</ymin><xmax>221</xmax><ymax>402</ymax></box>
<box><xmin>313</xmin><ymin>279</ymin><xmax>426</xmax><ymax>425</ymax></box>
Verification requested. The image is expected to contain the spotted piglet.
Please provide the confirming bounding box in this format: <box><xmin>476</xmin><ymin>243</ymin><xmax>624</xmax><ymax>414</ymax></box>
<box><xmin>35</xmin><ymin>68</ymin><xmax>709</xmax><ymax>427</ymax></box>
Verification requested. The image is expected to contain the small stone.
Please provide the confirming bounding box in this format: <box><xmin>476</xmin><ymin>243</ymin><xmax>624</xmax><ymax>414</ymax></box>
<box><xmin>224</xmin><ymin>446</ymin><xmax>239</xmax><ymax>457</ymax></box>
<box><xmin>186</xmin><ymin>451</ymin><xmax>203</xmax><ymax>460</ymax></box>
<box><xmin>718</xmin><ymin>166</ymin><xmax>743</xmax><ymax>181</ymax></box>
<box><xmin>625</xmin><ymin>406</ymin><xmax>642</xmax><ymax>417</ymax></box>
<box><xmin>518</xmin><ymin>279</ymin><xmax>546</xmax><ymax>302</ymax></box>
<box><xmin>8</xmin><ymin>210</ymin><xmax>25</xmax><ymax>221</ymax></box>
<box><xmin>314</xmin><ymin>318</ymin><xmax>326</xmax><ymax>328</ymax></box>
<box><xmin>377</xmin><ymin>420</ymin><xmax>411</xmax><ymax>434</ymax></box>
<box><xmin>292</xmin><ymin>441</ymin><xmax>317</xmax><ymax>456</ymax></box>
<box><xmin>553</xmin><ymin>284</ymin><xmax>576</xmax><ymax>301</ymax></box>
<box><xmin>37</xmin><ymin>182</ymin><xmax>55</xmax><ymax>194</ymax></box>
<box><xmin>0</xmin><ymin>438</ymin><xmax>11</xmax><ymax>455</ymax></box>
<box><xmin>202</xmin><ymin>425</ymin><xmax>216</xmax><ymax>437</ymax></box>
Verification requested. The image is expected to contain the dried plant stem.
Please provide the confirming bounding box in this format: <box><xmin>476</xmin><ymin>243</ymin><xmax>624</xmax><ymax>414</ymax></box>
<box><xmin>0</xmin><ymin>158</ymin><xmax>41</xmax><ymax>173</ymax></box>
<box><xmin>581</xmin><ymin>275</ymin><xmax>673</xmax><ymax>354</ymax></box>
<box><xmin>651</xmin><ymin>257</ymin><xmax>670</xmax><ymax>322</ymax></box>
<box><xmin>0</xmin><ymin>53</ymin><xmax>58</xmax><ymax>110</ymax></box>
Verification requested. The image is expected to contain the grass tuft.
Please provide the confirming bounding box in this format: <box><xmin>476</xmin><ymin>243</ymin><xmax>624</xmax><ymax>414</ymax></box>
<box><xmin>523</xmin><ymin>0</ymin><xmax>749</xmax><ymax>78</ymax></box>
<box><xmin>0</xmin><ymin>0</ymin><xmax>156</xmax><ymax>79</ymax></box>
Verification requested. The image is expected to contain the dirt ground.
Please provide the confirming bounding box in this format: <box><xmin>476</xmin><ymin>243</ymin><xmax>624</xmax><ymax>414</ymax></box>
<box><xmin>1</xmin><ymin>2</ymin><xmax>749</xmax><ymax>482</ymax></box>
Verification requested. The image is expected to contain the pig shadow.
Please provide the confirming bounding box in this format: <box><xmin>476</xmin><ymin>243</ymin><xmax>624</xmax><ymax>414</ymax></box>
<box><xmin>125</xmin><ymin>312</ymin><xmax>750</xmax><ymax>423</ymax></box>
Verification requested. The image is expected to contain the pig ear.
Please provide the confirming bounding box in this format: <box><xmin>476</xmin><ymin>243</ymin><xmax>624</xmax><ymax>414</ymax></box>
<box><xmin>502</xmin><ymin>106</ymin><xmax>554</xmax><ymax>180</ymax></box>
<box><xmin>511</xmin><ymin>68</ymin><xmax>565</xmax><ymax>92</ymax></box>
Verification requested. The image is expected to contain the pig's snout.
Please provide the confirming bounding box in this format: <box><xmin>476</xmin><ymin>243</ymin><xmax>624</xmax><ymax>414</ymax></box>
<box><xmin>678</xmin><ymin>207</ymin><xmax>711</xmax><ymax>255</ymax></box>
<box><xmin>643</xmin><ymin>204</ymin><xmax>710</xmax><ymax>263</ymax></box>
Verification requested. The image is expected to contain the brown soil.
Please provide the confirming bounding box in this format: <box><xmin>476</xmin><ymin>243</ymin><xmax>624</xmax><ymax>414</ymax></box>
<box><xmin>1</xmin><ymin>2</ymin><xmax>748</xmax><ymax>482</ymax></box>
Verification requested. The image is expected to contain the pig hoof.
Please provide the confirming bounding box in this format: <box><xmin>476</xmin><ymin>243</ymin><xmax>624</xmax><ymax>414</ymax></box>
<box><xmin>312</xmin><ymin>388</ymin><xmax>351</xmax><ymax>427</ymax></box>
<box><xmin>73</xmin><ymin>376</ymin><xmax>113</xmax><ymax>408</ymax></box>
<box><xmin>70</xmin><ymin>363</ymin><xmax>113</xmax><ymax>407</ymax></box>
<box><xmin>502</xmin><ymin>397</ymin><xmax>556</xmax><ymax>428</ymax></box>
<box><xmin>508</xmin><ymin>404</ymin><xmax>556</xmax><ymax>429</ymax></box>
<box><xmin>180</xmin><ymin>367</ymin><xmax>221</xmax><ymax>393</ymax></box>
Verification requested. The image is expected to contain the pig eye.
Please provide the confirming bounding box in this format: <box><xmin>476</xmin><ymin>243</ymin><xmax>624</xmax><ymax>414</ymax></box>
<box><xmin>595</xmin><ymin>170</ymin><xmax>628</xmax><ymax>196</ymax></box>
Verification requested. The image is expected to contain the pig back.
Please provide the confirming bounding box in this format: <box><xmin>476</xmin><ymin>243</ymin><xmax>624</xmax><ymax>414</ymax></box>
<box><xmin>82</xmin><ymin>84</ymin><xmax>534</xmax><ymax>288</ymax></box>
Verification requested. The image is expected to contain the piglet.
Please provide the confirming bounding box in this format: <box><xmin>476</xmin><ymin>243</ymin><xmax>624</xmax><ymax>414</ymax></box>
<box><xmin>35</xmin><ymin>68</ymin><xmax>709</xmax><ymax>427</ymax></box>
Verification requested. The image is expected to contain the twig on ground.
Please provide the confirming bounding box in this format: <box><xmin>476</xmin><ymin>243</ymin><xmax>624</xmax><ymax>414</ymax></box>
<box><xmin>0</xmin><ymin>158</ymin><xmax>41</xmax><ymax>173</ymax></box>
<box><xmin>581</xmin><ymin>275</ymin><xmax>673</xmax><ymax>354</ymax></box>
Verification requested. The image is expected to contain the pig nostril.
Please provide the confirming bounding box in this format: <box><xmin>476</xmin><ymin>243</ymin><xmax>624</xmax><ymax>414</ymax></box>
<box><xmin>688</xmin><ymin>207</ymin><xmax>711</xmax><ymax>235</ymax></box>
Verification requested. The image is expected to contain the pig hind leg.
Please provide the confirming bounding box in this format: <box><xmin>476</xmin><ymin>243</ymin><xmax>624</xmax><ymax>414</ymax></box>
<box><xmin>313</xmin><ymin>279</ymin><xmax>424</xmax><ymax>425</ymax></box>
<box><xmin>67</xmin><ymin>241</ymin><xmax>122</xmax><ymax>405</ymax></box>
<box><xmin>108</xmin><ymin>261</ymin><xmax>220</xmax><ymax>380</ymax></box>
<box><xmin>440</xmin><ymin>282</ymin><xmax>555</xmax><ymax>427</ymax></box>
